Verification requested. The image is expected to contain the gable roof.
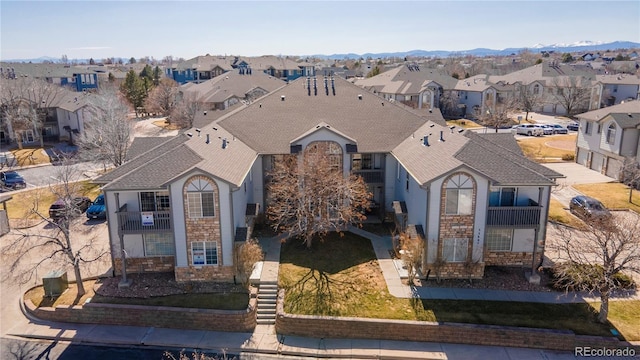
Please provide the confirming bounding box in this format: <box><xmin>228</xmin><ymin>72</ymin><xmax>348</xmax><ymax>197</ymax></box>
<box><xmin>354</xmin><ymin>64</ymin><xmax>458</xmax><ymax>94</ymax></box>
<box><xmin>576</xmin><ymin>100</ymin><xmax>640</xmax><ymax>126</ymax></box>
<box><xmin>126</xmin><ymin>137</ymin><xmax>171</xmax><ymax>161</ymax></box>
<box><xmin>217</xmin><ymin>76</ymin><xmax>442</xmax><ymax>154</ymax></box>
<box><xmin>180</xmin><ymin>70</ymin><xmax>286</xmax><ymax>104</ymax></box>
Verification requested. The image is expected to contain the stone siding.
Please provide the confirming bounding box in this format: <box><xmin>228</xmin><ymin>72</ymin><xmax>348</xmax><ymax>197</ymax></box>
<box><xmin>25</xmin><ymin>296</ymin><xmax>256</xmax><ymax>332</ymax></box>
<box><xmin>113</xmin><ymin>256</ymin><xmax>175</xmax><ymax>275</ymax></box>
<box><xmin>485</xmin><ymin>251</ymin><xmax>533</xmax><ymax>266</ymax></box>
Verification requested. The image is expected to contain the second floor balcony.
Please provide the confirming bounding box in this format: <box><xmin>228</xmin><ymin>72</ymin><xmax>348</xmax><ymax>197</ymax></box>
<box><xmin>486</xmin><ymin>201</ymin><xmax>542</xmax><ymax>228</ymax></box>
<box><xmin>116</xmin><ymin>204</ymin><xmax>172</xmax><ymax>234</ymax></box>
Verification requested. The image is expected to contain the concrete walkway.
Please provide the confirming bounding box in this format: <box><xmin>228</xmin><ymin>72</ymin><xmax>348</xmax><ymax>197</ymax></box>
<box><xmin>5</xmin><ymin>233</ymin><xmax>638</xmax><ymax>359</ymax></box>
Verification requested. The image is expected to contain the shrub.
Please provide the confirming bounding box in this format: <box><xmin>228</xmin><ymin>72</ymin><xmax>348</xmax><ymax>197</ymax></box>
<box><xmin>562</xmin><ymin>153</ymin><xmax>575</xmax><ymax>161</ymax></box>
<box><xmin>547</xmin><ymin>264</ymin><xmax>635</xmax><ymax>292</ymax></box>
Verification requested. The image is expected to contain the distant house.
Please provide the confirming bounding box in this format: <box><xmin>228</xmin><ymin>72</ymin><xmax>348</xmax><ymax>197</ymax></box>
<box><xmin>0</xmin><ymin>62</ymin><xmax>99</xmax><ymax>92</ymax></box>
<box><xmin>179</xmin><ymin>69</ymin><xmax>286</xmax><ymax>111</ymax></box>
<box><xmin>95</xmin><ymin>76</ymin><xmax>561</xmax><ymax>283</ymax></box>
<box><xmin>354</xmin><ymin>63</ymin><xmax>458</xmax><ymax>111</ymax></box>
<box><xmin>574</xmin><ymin>100</ymin><xmax>640</xmax><ymax>179</ymax></box>
<box><xmin>166</xmin><ymin>55</ymin><xmax>234</xmax><ymax>84</ymax></box>
<box><xmin>241</xmin><ymin>55</ymin><xmax>314</xmax><ymax>82</ymax></box>
<box><xmin>591</xmin><ymin>74</ymin><xmax>640</xmax><ymax>108</ymax></box>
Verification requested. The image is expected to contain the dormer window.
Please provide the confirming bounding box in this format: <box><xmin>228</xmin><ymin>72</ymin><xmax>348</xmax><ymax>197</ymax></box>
<box><xmin>606</xmin><ymin>123</ymin><xmax>616</xmax><ymax>144</ymax></box>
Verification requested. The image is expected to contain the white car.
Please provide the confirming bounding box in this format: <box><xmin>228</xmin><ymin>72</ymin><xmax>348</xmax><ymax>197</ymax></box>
<box><xmin>511</xmin><ymin>124</ymin><xmax>543</xmax><ymax>136</ymax></box>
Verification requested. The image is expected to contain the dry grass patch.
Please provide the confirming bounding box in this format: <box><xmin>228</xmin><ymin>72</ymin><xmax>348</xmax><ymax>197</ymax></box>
<box><xmin>10</xmin><ymin>147</ymin><xmax>51</xmax><ymax>166</ymax></box>
<box><xmin>446</xmin><ymin>119</ymin><xmax>483</xmax><ymax>129</ymax></box>
<box><xmin>6</xmin><ymin>181</ymin><xmax>101</xmax><ymax>219</ymax></box>
<box><xmin>25</xmin><ymin>279</ymin><xmax>96</xmax><ymax>307</ymax></box>
<box><xmin>601</xmin><ymin>301</ymin><xmax>640</xmax><ymax>341</ymax></box>
<box><xmin>152</xmin><ymin>119</ymin><xmax>181</xmax><ymax>130</ymax></box>
<box><xmin>573</xmin><ymin>182</ymin><xmax>640</xmax><ymax>213</ymax></box>
<box><xmin>548</xmin><ymin>198</ymin><xmax>584</xmax><ymax>228</ymax></box>
<box><xmin>517</xmin><ymin>134</ymin><xmax>576</xmax><ymax>161</ymax></box>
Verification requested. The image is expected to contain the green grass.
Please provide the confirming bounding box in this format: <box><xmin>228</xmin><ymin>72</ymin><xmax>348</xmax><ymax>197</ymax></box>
<box><xmin>90</xmin><ymin>293</ymin><xmax>248</xmax><ymax>310</ymax></box>
<box><xmin>603</xmin><ymin>301</ymin><xmax>640</xmax><ymax>341</ymax></box>
<box><xmin>279</xmin><ymin>232</ymin><xmax>635</xmax><ymax>339</ymax></box>
<box><xmin>573</xmin><ymin>182</ymin><xmax>640</xmax><ymax>214</ymax></box>
<box><xmin>25</xmin><ymin>279</ymin><xmax>248</xmax><ymax>310</ymax></box>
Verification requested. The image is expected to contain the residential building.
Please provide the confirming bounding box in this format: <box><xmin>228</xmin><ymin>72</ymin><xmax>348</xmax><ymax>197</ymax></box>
<box><xmin>590</xmin><ymin>74</ymin><xmax>640</xmax><ymax>109</ymax></box>
<box><xmin>95</xmin><ymin>76</ymin><xmax>561</xmax><ymax>282</ymax></box>
<box><xmin>165</xmin><ymin>55</ymin><xmax>235</xmax><ymax>84</ymax></box>
<box><xmin>0</xmin><ymin>62</ymin><xmax>99</xmax><ymax>92</ymax></box>
<box><xmin>574</xmin><ymin>100</ymin><xmax>640</xmax><ymax>178</ymax></box>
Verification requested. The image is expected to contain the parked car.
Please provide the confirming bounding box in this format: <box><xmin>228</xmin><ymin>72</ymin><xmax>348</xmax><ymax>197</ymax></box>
<box><xmin>49</xmin><ymin>196</ymin><xmax>92</xmax><ymax>220</ymax></box>
<box><xmin>511</xmin><ymin>124</ymin><xmax>543</xmax><ymax>136</ymax></box>
<box><xmin>569</xmin><ymin>196</ymin><xmax>611</xmax><ymax>220</ymax></box>
<box><xmin>86</xmin><ymin>194</ymin><xmax>106</xmax><ymax>220</ymax></box>
<box><xmin>567</xmin><ymin>122</ymin><xmax>579</xmax><ymax>131</ymax></box>
<box><xmin>0</xmin><ymin>170</ymin><xmax>26</xmax><ymax>189</ymax></box>
<box><xmin>537</xmin><ymin>125</ymin><xmax>553</xmax><ymax>135</ymax></box>
<box><xmin>545</xmin><ymin>124</ymin><xmax>569</xmax><ymax>134</ymax></box>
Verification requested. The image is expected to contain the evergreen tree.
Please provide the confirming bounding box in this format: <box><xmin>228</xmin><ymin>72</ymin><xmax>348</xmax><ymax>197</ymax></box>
<box><xmin>120</xmin><ymin>70</ymin><xmax>146</xmax><ymax>117</ymax></box>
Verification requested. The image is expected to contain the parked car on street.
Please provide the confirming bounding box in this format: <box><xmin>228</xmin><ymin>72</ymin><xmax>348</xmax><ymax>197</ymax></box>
<box><xmin>569</xmin><ymin>195</ymin><xmax>611</xmax><ymax>220</ymax></box>
<box><xmin>511</xmin><ymin>124</ymin><xmax>543</xmax><ymax>136</ymax></box>
<box><xmin>86</xmin><ymin>194</ymin><xmax>106</xmax><ymax>220</ymax></box>
<box><xmin>49</xmin><ymin>196</ymin><xmax>92</xmax><ymax>220</ymax></box>
<box><xmin>0</xmin><ymin>171</ymin><xmax>26</xmax><ymax>189</ymax></box>
<box><xmin>567</xmin><ymin>122</ymin><xmax>579</xmax><ymax>131</ymax></box>
<box><xmin>537</xmin><ymin>125</ymin><xmax>553</xmax><ymax>135</ymax></box>
<box><xmin>545</xmin><ymin>124</ymin><xmax>569</xmax><ymax>134</ymax></box>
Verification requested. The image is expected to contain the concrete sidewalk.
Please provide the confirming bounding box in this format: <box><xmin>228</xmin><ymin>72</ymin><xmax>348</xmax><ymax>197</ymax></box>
<box><xmin>5</xmin><ymin>234</ymin><xmax>638</xmax><ymax>359</ymax></box>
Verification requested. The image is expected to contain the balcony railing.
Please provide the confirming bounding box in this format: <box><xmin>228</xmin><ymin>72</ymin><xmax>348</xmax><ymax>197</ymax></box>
<box><xmin>354</xmin><ymin>170</ymin><xmax>384</xmax><ymax>183</ymax></box>
<box><xmin>486</xmin><ymin>206</ymin><xmax>541</xmax><ymax>228</ymax></box>
<box><xmin>116</xmin><ymin>204</ymin><xmax>172</xmax><ymax>234</ymax></box>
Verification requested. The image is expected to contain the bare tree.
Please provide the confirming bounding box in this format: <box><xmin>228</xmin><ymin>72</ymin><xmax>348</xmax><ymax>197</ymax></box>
<box><xmin>439</xmin><ymin>91</ymin><xmax>461</xmax><ymax>119</ymax></box>
<box><xmin>394</xmin><ymin>230</ymin><xmax>424</xmax><ymax>286</ymax></box>
<box><xmin>620</xmin><ymin>157</ymin><xmax>640</xmax><ymax>203</ymax></box>
<box><xmin>234</xmin><ymin>238</ymin><xmax>264</xmax><ymax>289</ymax></box>
<box><xmin>145</xmin><ymin>78</ymin><xmax>179</xmax><ymax>117</ymax></box>
<box><xmin>169</xmin><ymin>91</ymin><xmax>199</xmax><ymax>129</ymax></box>
<box><xmin>0</xmin><ymin>77</ymin><xmax>64</xmax><ymax>148</ymax></box>
<box><xmin>550</xmin><ymin>76</ymin><xmax>592</xmax><ymax>117</ymax></box>
<box><xmin>1</xmin><ymin>161</ymin><xmax>108</xmax><ymax>296</ymax></box>
<box><xmin>480</xmin><ymin>94</ymin><xmax>516</xmax><ymax>132</ymax></box>
<box><xmin>550</xmin><ymin>215</ymin><xmax>640</xmax><ymax>323</ymax></box>
<box><xmin>515</xmin><ymin>85</ymin><xmax>543</xmax><ymax>122</ymax></box>
<box><xmin>266</xmin><ymin>144</ymin><xmax>372</xmax><ymax>248</ymax></box>
<box><xmin>75</xmin><ymin>87</ymin><xmax>133</xmax><ymax>167</ymax></box>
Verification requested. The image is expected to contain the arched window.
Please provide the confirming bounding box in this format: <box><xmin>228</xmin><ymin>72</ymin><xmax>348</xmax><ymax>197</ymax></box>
<box><xmin>533</xmin><ymin>84</ymin><xmax>540</xmax><ymax>95</ymax></box>
<box><xmin>445</xmin><ymin>174</ymin><xmax>473</xmax><ymax>215</ymax></box>
<box><xmin>606</xmin><ymin>123</ymin><xmax>616</xmax><ymax>144</ymax></box>
<box><xmin>305</xmin><ymin>141</ymin><xmax>343</xmax><ymax>170</ymax></box>
<box><xmin>186</xmin><ymin>178</ymin><xmax>215</xmax><ymax>218</ymax></box>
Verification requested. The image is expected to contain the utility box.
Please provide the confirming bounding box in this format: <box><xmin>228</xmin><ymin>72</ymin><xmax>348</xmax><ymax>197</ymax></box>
<box><xmin>43</xmin><ymin>270</ymin><xmax>68</xmax><ymax>297</ymax></box>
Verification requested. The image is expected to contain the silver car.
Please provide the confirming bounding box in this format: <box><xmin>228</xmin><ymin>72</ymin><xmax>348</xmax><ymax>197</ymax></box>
<box><xmin>511</xmin><ymin>124</ymin><xmax>543</xmax><ymax>136</ymax></box>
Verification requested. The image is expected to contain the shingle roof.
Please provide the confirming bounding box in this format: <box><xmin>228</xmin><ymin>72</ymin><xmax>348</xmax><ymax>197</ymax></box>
<box><xmin>126</xmin><ymin>137</ymin><xmax>171</xmax><ymax>161</ymax></box>
<box><xmin>609</xmin><ymin>112</ymin><xmax>640</xmax><ymax>129</ymax></box>
<box><xmin>391</xmin><ymin>122</ymin><xmax>468</xmax><ymax>185</ymax></box>
<box><xmin>173</xmin><ymin>55</ymin><xmax>234</xmax><ymax>71</ymax></box>
<box><xmin>354</xmin><ymin>64</ymin><xmax>458</xmax><ymax>95</ymax></box>
<box><xmin>489</xmin><ymin>62</ymin><xmax>599</xmax><ymax>86</ymax></box>
<box><xmin>180</xmin><ymin>70</ymin><xmax>285</xmax><ymax>104</ymax></box>
<box><xmin>576</xmin><ymin>100</ymin><xmax>640</xmax><ymax>125</ymax></box>
<box><xmin>0</xmin><ymin>62</ymin><xmax>97</xmax><ymax>78</ymax></box>
<box><xmin>217</xmin><ymin>76</ymin><xmax>441</xmax><ymax>154</ymax></box>
<box><xmin>595</xmin><ymin>74</ymin><xmax>640</xmax><ymax>86</ymax></box>
<box><xmin>455</xmin><ymin>132</ymin><xmax>562</xmax><ymax>186</ymax></box>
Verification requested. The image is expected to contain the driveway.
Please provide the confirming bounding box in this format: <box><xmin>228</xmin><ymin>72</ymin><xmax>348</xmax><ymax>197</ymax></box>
<box><xmin>543</xmin><ymin>162</ymin><xmax>616</xmax><ymax>207</ymax></box>
<box><xmin>133</xmin><ymin>117</ymin><xmax>179</xmax><ymax>137</ymax></box>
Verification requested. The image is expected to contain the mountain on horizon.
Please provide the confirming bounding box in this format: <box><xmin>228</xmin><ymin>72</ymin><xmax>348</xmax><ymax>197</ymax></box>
<box><xmin>2</xmin><ymin>40</ymin><xmax>638</xmax><ymax>63</ymax></box>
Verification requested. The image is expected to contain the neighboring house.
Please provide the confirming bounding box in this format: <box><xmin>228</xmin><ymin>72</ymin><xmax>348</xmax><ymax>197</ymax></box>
<box><xmin>166</xmin><ymin>55</ymin><xmax>235</xmax><ymax>84</ymax></box>
<box><xmin>95</xmin><ymin>76</ymin><xmax>561</xmax><ymax>282</ymax></box>
<box><xmin>574</xmin><ymin>100</ymin><xmax>640</xmax><ymax>178</ymax></box>
<box><xmin>590</xmin><ymin>74</ymin><xmax>640</xmax><ymax>109</ymax></box>
<box><xmin>0</xmin><ymin>62</ymin><xmax>99</xmax><ymax>92</ymax></box>
<box><xmin>241</xmin><ymin>55</ymin><xmax>314</xmax><ymax>82</ymax></box>
<box><xmin>354</xmin><ymin>64</ymin><xmax>458</xmax><ymax>111</ymax></box>
<box><xmin>452</xmin><ymin>75</ymin><xmax>515</xmax><ymax>119</ymax></box>
<box><xmin>179</xmin><ymin>70</ymin><xmax>286</xmax><ymax>111</ymax></box>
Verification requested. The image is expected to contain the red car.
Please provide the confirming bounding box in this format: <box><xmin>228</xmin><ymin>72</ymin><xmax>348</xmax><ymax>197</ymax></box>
<box><xmin>49</xmin><ymin>196</ymin><xmax>92</xmax><ymax>220</ymax></box>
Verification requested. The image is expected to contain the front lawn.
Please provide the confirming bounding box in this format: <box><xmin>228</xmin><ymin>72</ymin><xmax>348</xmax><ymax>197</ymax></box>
<box><xmin>5</xmin><ymin>181</ymin><xmax>101</xmax><ymax>219</ymax></box>
<box><xmin>10</xmin><ymin>147</ymin><xmax>51</xmax><ymax>166</ymax></box>
<box><xmin>446</xmin><ymin>119</ymin><xmax>483</xmax><ymax>129</ymax></box>
<box><xmin>548</xmin><ymin>197</ymin><xmax>584</xmax><ymax>228</ymax></box>
<box><xmin>25</xmin><ymin>279</ymin><xmax>248</xmax><ymax>310</ymax></box>
<box><xmin>573</xmin><ymin>182</ymin><xmax>640</xmax><ymax>214</ymax></box>
<box><xmin>517</xmin><ymin>134</ymin><xmax>576</xmax><ymax>161</ymax></box>
<box><xmin>279</xmin><ymin>232</ymin><xmax>633</xmax><ymax>339</ymax></box>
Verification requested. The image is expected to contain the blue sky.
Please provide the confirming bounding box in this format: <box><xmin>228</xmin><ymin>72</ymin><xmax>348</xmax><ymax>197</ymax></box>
<box><xmin>1</xmin><ymin>1</ymin><xmax>639</xmax><ymax>61</ymax></box>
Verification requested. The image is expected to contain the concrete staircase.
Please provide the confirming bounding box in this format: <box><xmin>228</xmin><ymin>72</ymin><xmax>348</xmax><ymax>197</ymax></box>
<box><xmin>256</xmin><ymin>281</ymin><xmax>278</xmax><ymax>325</ymax></box>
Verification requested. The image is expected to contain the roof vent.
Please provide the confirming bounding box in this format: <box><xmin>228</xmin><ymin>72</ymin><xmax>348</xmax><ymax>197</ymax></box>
<box><xmin>203</xmin><ymin>110</ymin><xmax>207</xmax><ymax>115</ymax></box>
<box><xmin>422</xmin><ymin>135</ymin><xmax>429</xmax><ymax>147</ymax></box>
<box><xmin>195</xmin><ymin>128</ymin><xmax>201</xmax><ymax>136</ymax></box>
<box><xmin>206</xmin><ymin>134</ymin><xmax>210</xmax><ymax>144</ymax></box>
<box><xmin>439</xmin><ymin>131</ymin><xmax>445</xmax><ymax>142</ymax></box>
<box><xmin>429</xmin><ymin>124</ymin><xmax>435</xmax><ymax>128</ymax></box>
<box><xmin>222</xmin><ymin>138</ymin><xmax>228</xmax><ymax>149</ymax></box>
<box><xmin>187</xmin><ymin>133</ymin><xmax>193</xmax><ymax>137</ymax></box>
<box><xmin>358</xmin><ymin>94</ymin><xmax>363</xmax><ymax>100</ymax></box>
<box><xmin>281</xmin><ymin>95</ymin><xmax>285</xmax><ymax>101</ymax></box>
<box><xmin>458</xmin><ymin>128</ymin><xmax>464</xmax><ymax>133</ymax></box>
<box><xmin>213</xmin><ymin>127</ymin><xmax>218</xmax><ymax>131</ymax></box>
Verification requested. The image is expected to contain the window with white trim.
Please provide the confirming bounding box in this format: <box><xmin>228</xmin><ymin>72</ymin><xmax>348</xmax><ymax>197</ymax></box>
<box><xmin>486</xmin><ymin>229</ymin><xmax>513</xmax><ymax>251</ymax></box>
<box><xmin>585</xmin><ymin>121</ymin><xmax>592</xmax><ymax>135</ymax></box>
<box><xmin>606</xmin><ymin>123</ymin><xmax>616</xmax><ymax>144</ymax></box>
<box><xmin>140</xmin><ymin>191</ymin><xmax>170</xmax><ymax>212</ymax></box>
<box><xmin>187</xmin><ymin>179</ymin><xmax>215</xmax><ymax>218</ymax></box>
<box><xmin>442</xmin><ymin>238</ymin><xmax>468</xmax><ymax>262</ymax></box>
<box><xmin>445</xmin><ymin>174</ymin><xmax>473</xmax><ymax>215</ymax></box>
<box><xmin>144</xmin><ymin>233</ymin><xmax>175</xmax><ymax>256</ymax></box>
<box><xmin>191</xmin><ymin>241</ymin><xmax>218</xmax><ymax>265</ymax></box>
